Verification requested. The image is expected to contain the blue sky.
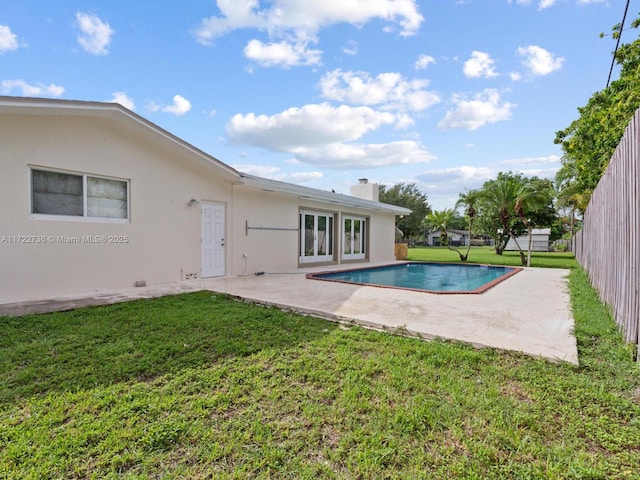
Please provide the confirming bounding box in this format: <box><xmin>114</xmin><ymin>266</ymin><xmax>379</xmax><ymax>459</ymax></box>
<box><xmin>0</xmin><ymin>0</ymin><xmax>630</xmax><ymax>209</ymax></box>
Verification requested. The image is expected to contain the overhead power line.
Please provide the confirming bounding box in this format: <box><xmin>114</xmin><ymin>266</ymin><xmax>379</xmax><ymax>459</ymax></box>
<box><xmin>606</xmin><ymin>0</ymin><xmax>631</xmax><ymax>88</ymax></box>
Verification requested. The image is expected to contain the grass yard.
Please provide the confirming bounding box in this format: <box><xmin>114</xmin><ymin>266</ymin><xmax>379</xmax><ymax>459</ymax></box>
<box><xmin>407</xmin><ymin>246</ymin><xmax>577</xmax><ymax>269</ymax></box>
<box><xmin>1</xmin><ymin>267</ymin><xmax>639</xmax><ymax>478</ymax></box>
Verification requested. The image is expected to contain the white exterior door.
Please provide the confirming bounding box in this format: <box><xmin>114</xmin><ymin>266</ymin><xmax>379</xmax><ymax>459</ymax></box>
<box><xmin>201</xmin><ymin>203</ymin><xmax>225</xmax><ymax>277</ymax></box>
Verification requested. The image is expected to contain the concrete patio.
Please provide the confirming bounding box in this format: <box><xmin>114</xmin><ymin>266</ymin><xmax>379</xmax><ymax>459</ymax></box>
<box><xmin>0</xmin><ymin>263</ymin><xmax>578</xmax><ymax>365</ymax></box>
<box><xmin>200</xmin><ymin>265</ymin><xmax>578</xmax><ymax>364</ymax></box>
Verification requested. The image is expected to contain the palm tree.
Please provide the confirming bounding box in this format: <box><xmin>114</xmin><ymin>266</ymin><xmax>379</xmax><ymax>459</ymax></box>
<box><xmin>514</xmin><ymin>185</ymin><xmax>545</xmax><ymax>267</ymax></box>
<box><xmin>555</xmin><ymin>161</ymin><xmax>590</xmax><ymax>239</ymax></box>
<box><xmin>480</xmin><ymin>175</ymin><xmax>521</xmax><ymax>257</ymax></box>
<box><xmin>480</xmin><ymin>174</ymin><xmax>545</xmax><ymax>266</ymax></box>
<box><xmin>456</xmin><ymin>189</ymin><xmax>479</xmax><ymax>262</ymax></box>
<box><xmin>426</xmin><ymin>209</ymin><xmax>469</xmax><ymax>261</ymax></box>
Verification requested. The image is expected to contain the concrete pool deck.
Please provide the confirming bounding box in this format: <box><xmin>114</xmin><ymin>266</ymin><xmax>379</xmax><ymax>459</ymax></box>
<box><xmin>0</xmin><ymin>262</ymin><xmax>578</xmax><ymax>365</ymax></box>
<box><xmin>200</xmin><ymin>264</ymin><xmax>578</xmax><ymax>364</ymax></box>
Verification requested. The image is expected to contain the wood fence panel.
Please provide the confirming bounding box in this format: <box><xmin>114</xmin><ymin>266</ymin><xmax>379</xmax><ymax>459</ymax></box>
<box><xmin>573</xmin><ymin>107</ymin><xmax>640</xmax><ymax>354</ymax></box>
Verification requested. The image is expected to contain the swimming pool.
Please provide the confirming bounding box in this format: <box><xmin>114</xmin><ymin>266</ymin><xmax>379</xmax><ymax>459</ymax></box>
<box><xmin>307</xmin><ymin>262</ymin><xmax>521</xmax><ymax>294</ymax></box>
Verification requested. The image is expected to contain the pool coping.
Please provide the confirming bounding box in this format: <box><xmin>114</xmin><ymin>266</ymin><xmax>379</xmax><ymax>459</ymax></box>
<box><xmin>306</xmin><ymin>261</ymin><xmax>524</xmax><ymax>294</ymax></box>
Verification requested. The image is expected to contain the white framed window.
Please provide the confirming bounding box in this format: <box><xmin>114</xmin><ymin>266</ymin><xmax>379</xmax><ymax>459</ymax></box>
<box><xmin>342</xmin><ymin>215</ymin><xmax>367</xmax><ymax>260</ymax></box>
<box><xmin>299</xmin><ymin>210</ymin><xmax>335</xmax><ymax>264</ymax></box>
<box><xmin>31</xmin><ymin>168</ymin><xmax>129</xmax><ymax>222</ymax></box>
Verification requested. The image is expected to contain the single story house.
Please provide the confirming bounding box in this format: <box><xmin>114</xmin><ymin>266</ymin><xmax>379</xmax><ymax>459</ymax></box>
<box><xmin>425</xmin><ymin>229</ymin><xmax>468</xmax><ymax>246</ymax></box>
<box><xmin>0</xmin><ymin>96</ymin><xmax>410</xmax><ymax>303</ymax></box>
<box><xmin>505</xmin><ymin>228</ymin><xmax>551</xmax><ymax>252</ymax></box>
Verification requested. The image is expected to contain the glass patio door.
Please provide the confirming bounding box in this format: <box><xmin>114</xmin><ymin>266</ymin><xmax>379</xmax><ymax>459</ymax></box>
<box><xmin>342</xmin><ymin>216</ymin><xmax>366</xmax><ymax>260</ymax></box>
<box><xmin>300</xmin><ymin>211</ymin><xmax>334</xmax><ymax>263</ymax></box>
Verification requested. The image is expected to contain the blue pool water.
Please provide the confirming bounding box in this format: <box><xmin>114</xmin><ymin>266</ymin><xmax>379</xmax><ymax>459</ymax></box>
<box><xmin>310</xmin><ymin>262</ymin><xmax>519</xmax><ymax>293</ymax></box>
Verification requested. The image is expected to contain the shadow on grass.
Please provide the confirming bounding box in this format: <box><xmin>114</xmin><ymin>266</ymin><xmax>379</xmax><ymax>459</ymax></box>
<box><xmin>0</xmin><ymin>291</ymin><xmax>336</xmax><ymax>404</ymax></box>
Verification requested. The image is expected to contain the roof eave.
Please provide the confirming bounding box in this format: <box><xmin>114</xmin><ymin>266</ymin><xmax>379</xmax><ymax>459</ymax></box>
<box><xmin>0</xmin><ymin>96</ymin><xmax>242</xmax><ymax>183</ymax></box>
<box><xmin>237</xmin><ymin>174</ymin><xmax>411</xmax><ymax>215</ymax></box>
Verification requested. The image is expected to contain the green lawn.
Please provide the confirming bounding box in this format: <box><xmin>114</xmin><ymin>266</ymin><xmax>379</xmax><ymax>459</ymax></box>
<box><xmin>408</xmin><ymin>246</ymin><xmax>577</xmax><ymax>269</ymax></box>
<box><xmin>1</xmin><ymin>269</ymin><xmax>639</xmax><ymax>478</ymax></box>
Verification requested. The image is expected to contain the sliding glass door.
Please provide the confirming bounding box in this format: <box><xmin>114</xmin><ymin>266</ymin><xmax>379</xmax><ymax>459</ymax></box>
<box><xmin>300</xmin><ymin>211</ymin><xmax>334</xmax><ymax>263</ymax></box>
<box><xmin>342</xmin><ymin>216</ymin><xmax>366</xmax><ymax>260</ymax></box>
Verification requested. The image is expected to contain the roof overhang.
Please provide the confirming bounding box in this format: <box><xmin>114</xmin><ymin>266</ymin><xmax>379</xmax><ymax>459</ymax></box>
<box><xmin>0</xmin><ymin>96</ymin><xmax>242</xmax><ymax>183</ymax></box>
<box><xmin>237</xmin><ymin>174</ymin><xmax>412</xmax><ymax>215</ymax></box>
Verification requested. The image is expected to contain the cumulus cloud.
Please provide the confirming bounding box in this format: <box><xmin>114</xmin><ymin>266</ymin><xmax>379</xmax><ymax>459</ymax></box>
<box><xmin>463</xmin><ymin>51</ymin><xmax>498</xmax><ymax>79</ymax></box>
<box><xmin>227</xmin><ymin>103</ymin><xmax>399</xmax><ymax>149</ymax></box>
<box><xmin>417</xmin><ymin>155</ymin><xmax>562</xmax><ymax>209</ymax></box>
<box><xmin>499</xmin><ymin>155</ymin><xmax>562</xmax><ymax>178</ymax></box>
<box><xmin>421</xmin><ymin>157</ymin><xmax>560</xmax><ymax>187</ymax></box>
<box><xmin>226</xmin><ymin>103</ymin><xmax>433</xmax><ymax>168</ymax></box>
<box><xmin>295</xmin><ymin>140</ymin><xmax>435</xmax><ymax>168</ymax></box>
<box><xmin>163</xmin><ymin>95</ymin><xmax>192</xmax><ymax>115</ymax></box>
<box><xmin>415</xmin><ymin>54</ymin><xmax>436</xmax><ymax>70</ymax></box>
<box><xmin>538</xmin><ymin>0</ymin><xmax>557</xmax><ymax>8</ymax></box>
<box><xmin>512</xmin><ymin>0</ymin><xmax>556</xmax><ymax>8</ymax></box>
<box><xmin>1</xmin><ymin>79</ymin><xmax>64</xmax><ymax>97</ymax></box>
<box><xmin>509</xmin><ymin>71</ymin><xmax>523</xmax><ymax>81</ymax></box>
<box><xmin>0</xmin><ymin>25</ymin><xmax>19</xmax><ymax>53</ymax></box>
<box><xmin>517</xmin><ymin>45</ymin><xmax>564</xmax><ymax>76</ymax></box>
<box><xmin>149</xmin><ymin>95</ymin><xmax>192</xmax><ymax>116</ymax></box>
<box><xmin>232</xmin><ymin>163</ymin><xmax>323</xmax><ymax>183</ymax></box>
<box><xmin>510</xmin><ymin>0</ymin><xmax>603</xmax><ymax>9</ymax></box>
<box><xmin>497</xmin><ymin>155</ymin><xmax>561</xmax><ymax>181</ymax></box>
<box><xmin>76</xmin><ymin>12</ymin><xmax>114</xmax><ymax>55</ymax></box>
<box><xmin>419</xmin><ymin>165</ymin><xmax>497</xmax><ymax>187</ymax></box>
<box><xmin>438</xmin><ymin>89</ymin><xmax>515</xmax><ymax>131</ymax></box>
<box><xmin>416</xmin><ymin>165</ymin><xmax>497</xmax><ymax>209</ymax></box>
<box><xmin>194</xmin><ymin>0</ymin><xmax>423</xmax><ymax>66</ymax></box>
<box><xmin>195</xmin><ymin>0</ymin><xmax>423</xmax><ymax>43</ymax></box>
<box><xmin>500</xmin><ymin>154</ymin><xmax>561</xmax><ymax>167</ymax></box>
<box><xmin>342</xmin><ymin>40</ymin><xmax>358</xmax><ymax>56</ymax></box>
<box><xmin>109</xmin><ymin>92</ymin><xmax>135</xmax><ymax>110</ymax></box>
<box><xmin>318</xmin><ymin>69</ymin><xmax>440</xmax><ymax>112</ymax></box>
<box><xmin>244</xmin><ymin>38</ymin><xmax>322</xmax><ymax>67</ymax></box>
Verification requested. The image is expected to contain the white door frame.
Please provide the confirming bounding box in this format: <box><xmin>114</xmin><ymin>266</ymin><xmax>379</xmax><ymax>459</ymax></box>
<box><xmin>201</xmin><ymin>202</ymin><xmax>226</xmax><ymax>277</ymax></box>
<box><xmin>342</xmin><ymin>215</ymin><xmax>366</xmax><ymax>261</ymax></box>
<box><xmin>299</xmin><ymin>210</ymin><xmax>334</xmax><ymax>263</ymax></box>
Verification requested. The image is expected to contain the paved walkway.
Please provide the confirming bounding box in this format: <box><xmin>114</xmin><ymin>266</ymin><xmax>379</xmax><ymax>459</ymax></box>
<box><xmin>0</xmin><ymin>264</ymin><xmax>578</xmax><ymax>364</ymax></box>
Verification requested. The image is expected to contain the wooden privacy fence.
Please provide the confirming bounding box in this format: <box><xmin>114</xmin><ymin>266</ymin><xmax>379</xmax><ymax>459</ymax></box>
<box><xmin>572</xmin><ymin>107</ymin><xmax>640</xmax><ymax>352</ymax></box>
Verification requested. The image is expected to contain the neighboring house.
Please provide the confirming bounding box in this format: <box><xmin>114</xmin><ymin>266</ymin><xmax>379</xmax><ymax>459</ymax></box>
<box><xmin>426</xmin><ymin>229</ymin><xmax>468</xmax><ymax>246</ymax></box>
<box><xmin>0</xmin><ymin>97</ymin><xmax>410</xmax><ymax>303</ymax></box>
<box><xmin>505</xmin><ymin>228</ymin><xmax>551</xmax><ymax>252</ymax></box>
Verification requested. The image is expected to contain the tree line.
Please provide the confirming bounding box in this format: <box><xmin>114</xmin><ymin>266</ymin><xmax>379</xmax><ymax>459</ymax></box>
<box><xmin>379</xmin><ymin>173</ymin><xmax>559</xmax><ymax>267</ymax></box>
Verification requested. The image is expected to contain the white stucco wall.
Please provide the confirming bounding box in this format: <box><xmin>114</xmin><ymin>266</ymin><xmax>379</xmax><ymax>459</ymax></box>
<box><xmin>229</xmin><ymin>187</ymin><xmax>398</xmax><ymax>275</ymax></box>
<box><xmin>230</xmin><ymin>188</ymin><xmax>300</xmax><ymax>275</ymax></box>
<box><xmin>0</xmin><ymin>113</ymin><xmax>232</xmax><ymax>302</ymax></box>
<box><xmin>1</xmin><ymin>104</ymin><xmax>402</xmax><ymax>303</ymax></box>
<box><xmin>363</xmin><ymin>209</ymin><xmax>397</xmax><ymax>263</ymax></box>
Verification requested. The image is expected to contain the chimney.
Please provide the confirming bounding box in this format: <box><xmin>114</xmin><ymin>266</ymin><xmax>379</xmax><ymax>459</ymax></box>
<box><xmin>350</xmin><ymin>178</ymin><xmax>379</xmax><ymax>202</ymax></box>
